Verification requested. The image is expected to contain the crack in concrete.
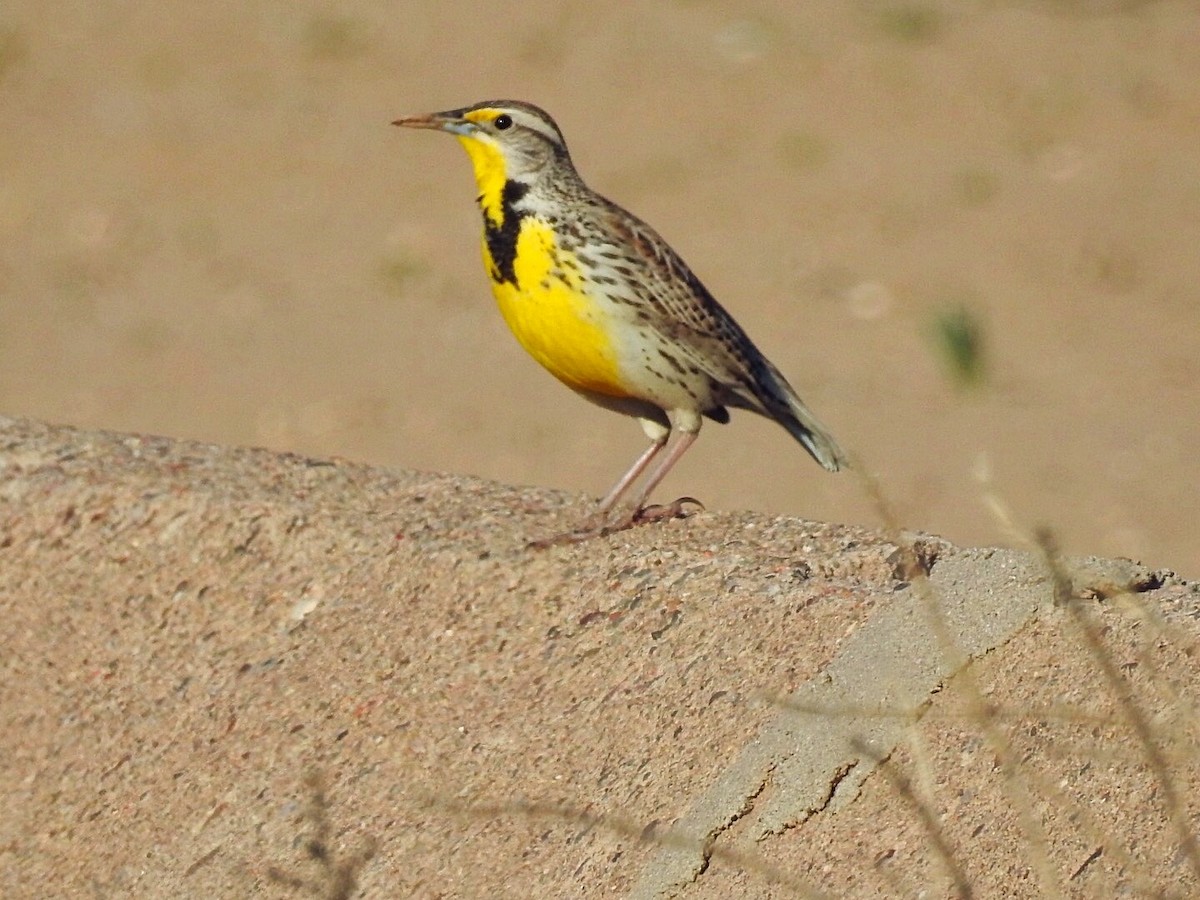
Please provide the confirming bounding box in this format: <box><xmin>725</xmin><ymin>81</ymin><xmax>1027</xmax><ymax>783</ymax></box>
<box><xmin>628</xmin><ymin>549</ymin><xmax>1152</xmax><ymax>898</ymax></box>
<box><xmin>691</xmin><ymin>761</ymin><xmax>777</xmax><ymax>881</ymax></box>
<box><xmin>813</xmin><ymin>758</ymin><xmax>858</xmax><ymax>820</ymax></box>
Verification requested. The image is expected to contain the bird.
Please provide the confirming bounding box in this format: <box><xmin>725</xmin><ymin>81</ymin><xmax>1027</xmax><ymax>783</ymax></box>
<box><xmin>392</xmin><ymin>100</ymin><xmax>847</xmax><ymax>544</ymax></box>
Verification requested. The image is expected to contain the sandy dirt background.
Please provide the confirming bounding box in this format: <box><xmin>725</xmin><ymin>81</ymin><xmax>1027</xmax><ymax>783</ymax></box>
<box><xmin>1</xmin><ymin>1</ymin><xmax>1197</xmax><ymax>576</ymax></box>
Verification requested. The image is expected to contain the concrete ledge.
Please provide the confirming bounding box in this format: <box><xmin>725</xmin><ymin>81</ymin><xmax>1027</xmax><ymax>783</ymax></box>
<box><xmin>0</xmin><ymin>416</ymin><xmax>1193</xmax><ymax>898</ymax></box>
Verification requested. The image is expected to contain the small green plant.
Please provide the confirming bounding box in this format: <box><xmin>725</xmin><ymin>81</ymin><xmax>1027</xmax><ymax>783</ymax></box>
<box><xmin>930</xmin><ymin>303</ymin><xmax>986</xmax><ymax>389</ymax></box>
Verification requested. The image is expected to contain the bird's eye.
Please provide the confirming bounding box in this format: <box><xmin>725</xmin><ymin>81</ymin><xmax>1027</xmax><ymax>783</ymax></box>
<box><xmin>494</xmin><ymin>114</ymin><xmax>513</xmax><ymax>130</ymax></box>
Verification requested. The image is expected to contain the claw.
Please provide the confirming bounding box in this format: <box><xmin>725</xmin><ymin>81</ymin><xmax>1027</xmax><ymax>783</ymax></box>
<box><xmin>526</xmin><ymin>513</ymin><xmax>609</xmax><ymax>549</ymax></box>
<box><xmin>633</xmin><ymin>496</ymin><xmax>705</xmax><ymax>523</ymax></box>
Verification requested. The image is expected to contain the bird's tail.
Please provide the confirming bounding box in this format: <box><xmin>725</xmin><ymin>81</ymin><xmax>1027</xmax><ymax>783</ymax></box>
<box><xmin>760</xmin><ymin>361</ymin><xmax>849</xmax><ymax>472</ymax></box>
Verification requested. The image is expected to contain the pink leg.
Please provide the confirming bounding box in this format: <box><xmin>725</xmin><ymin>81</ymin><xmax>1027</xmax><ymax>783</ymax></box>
<box><xmin>598</xmin><ymin>437</ymin><xmax>667</xmax><ymax>512</ymax></box>
<box><xmin>627</xmin><ymin>430</ymin><xmax>698</xmax><ymax>512</ymax></box>
<box><xmin>527</xmin><ymin>436</ymin><xmax>667</xmax><ymax>549</ymax></box>
<box><xmin>526</xmin><ymin>426</ymin><xmax>701</xmax><ymax>549</ymax></box>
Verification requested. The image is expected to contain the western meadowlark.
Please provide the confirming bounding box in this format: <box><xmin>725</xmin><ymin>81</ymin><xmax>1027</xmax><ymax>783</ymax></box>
<box><xmin>393</xmin><ymin>100</ymin><xmax>847</xmax><ymax>543</ymax></box>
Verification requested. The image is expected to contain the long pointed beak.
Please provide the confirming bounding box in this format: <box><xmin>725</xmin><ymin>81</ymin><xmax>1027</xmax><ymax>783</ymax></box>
<box><xmin>391</xmin><ymin>112</ymin><xmax>474</xmax><ymax>136</ymax></box>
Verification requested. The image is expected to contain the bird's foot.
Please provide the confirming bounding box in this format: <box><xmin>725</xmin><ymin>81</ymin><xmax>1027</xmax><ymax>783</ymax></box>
<box><xmin>526</xmin><ymin>523</ymin><xmax>606</xmax><ymax>550</ymax></box>
<box><xmin>526</xmin><ymin>497</ymin><xmax>704</xmax><ymax>550</ymax></box>
<box><xmin>526</xmin><ymin>510</ymin><xmax>613</xmax><ymax>550</ymax></box>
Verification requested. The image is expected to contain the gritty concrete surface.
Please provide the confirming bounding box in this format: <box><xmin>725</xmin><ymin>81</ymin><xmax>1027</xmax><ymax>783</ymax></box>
<box><xmin>2</xmin><ymin>416</ymin><xmax>1198</xmax><ymax>899</ymax></box>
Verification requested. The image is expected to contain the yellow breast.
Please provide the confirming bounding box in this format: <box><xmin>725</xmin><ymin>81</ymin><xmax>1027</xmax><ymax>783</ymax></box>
<box><xmin>450</xmin><ymin>127</ymin><xmax>630</xmax><ymax>399</ymax></box>
<box><xmin>483</xmin><ymin>218</ymin><xmax>630</xmax><ymax>398</ymax></box>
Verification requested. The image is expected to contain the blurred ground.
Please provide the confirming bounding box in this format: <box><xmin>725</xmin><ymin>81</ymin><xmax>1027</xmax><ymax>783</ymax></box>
<box><xmin>1</xmin><ymin>1</ymin><xmax>1198</xmax><ymax>574</ymax></box>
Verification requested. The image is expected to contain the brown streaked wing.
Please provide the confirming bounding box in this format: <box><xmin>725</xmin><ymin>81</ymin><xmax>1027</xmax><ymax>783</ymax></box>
<box><xmin>586</xmin><ymin>195</ymin><xmax>774</xmax><ymax>413</ymax></box>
